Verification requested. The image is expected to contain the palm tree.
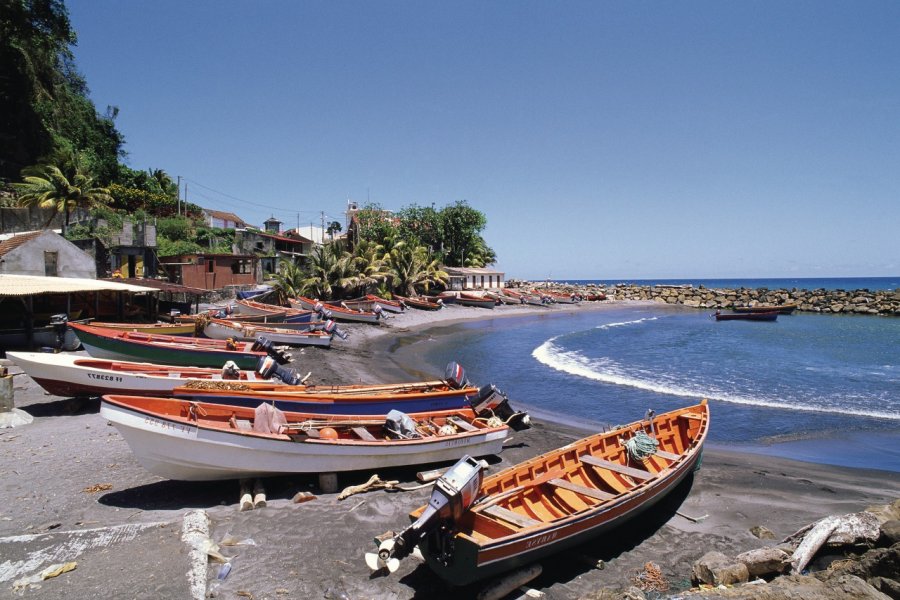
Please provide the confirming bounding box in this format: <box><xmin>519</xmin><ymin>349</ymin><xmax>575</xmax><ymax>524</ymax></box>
<box><xmin>326</xmin><ymin>220</ymin><xmax>342</xmax><ymax>240</ymax></box>
<box><xmin>13</xmin><ymin>163</ymin><xmax>112</xmax><ymax>235</ymax></box>
<box><xmin>271</xmin><ymin>259</ymin><xmax>305</xmax><ymax>302</ymax></box>
<box><xmin>343</xmin><ymin>239</ymin><xmax>388</xmax><ymax>297</ymax></box>
<box><xmin>385</xmin><ymin>242</ymin><xmax>448</xmax><ymax>297</ymax></box>
<box><xmin>299</xmin><ymin>244</ymin><xmax>350</xmax><ymax>299</ymax></box>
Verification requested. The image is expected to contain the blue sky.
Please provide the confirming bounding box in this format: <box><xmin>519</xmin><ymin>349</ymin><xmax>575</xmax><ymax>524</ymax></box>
<box><xmin>66</xmin><ymin>1</ymin><xmax>899</xmax><ymax>279</ymax></box>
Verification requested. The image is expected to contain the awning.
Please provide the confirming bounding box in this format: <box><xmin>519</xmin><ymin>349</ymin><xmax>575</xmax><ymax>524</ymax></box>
<box><xmin>0</xmin><ymin>274</ymin><xmax>159</xmax><ymax>297</ymax></box>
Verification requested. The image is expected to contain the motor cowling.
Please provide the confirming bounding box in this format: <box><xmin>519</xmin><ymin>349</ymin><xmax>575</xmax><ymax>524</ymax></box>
<box><xmin>256</xmin><ymin>356</ymin><xmax>303</xmax><ymax>385</ymax></box>
<box><xmin>251</xmin><ymin>336</ymin><xmax>292</xmax><ymax>364</ymax></box>
<box><xmin>444</xmin><ymin>362</ymin><xmax>468</xmax><ymax>389</ymax></box>
<box><xmin>469</xmin><ymin>383</ymin><xmax>531</xmax><ymax>431</ymax></box>
<box><xmin>323</xmin><ymin>319</ymin><xmax>348</xmax><ymax>340</ymax></box>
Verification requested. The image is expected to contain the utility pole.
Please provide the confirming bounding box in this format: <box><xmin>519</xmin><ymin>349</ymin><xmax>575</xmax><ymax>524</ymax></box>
<box><xmin>320</xmin><ymin>211</ymin><xmax>325</xmax><ymax>241</ymax></box>
<box><xmin>177</xmin><ymin>176</ymin><xmax>181</xmax><ymax>216</ymax></box>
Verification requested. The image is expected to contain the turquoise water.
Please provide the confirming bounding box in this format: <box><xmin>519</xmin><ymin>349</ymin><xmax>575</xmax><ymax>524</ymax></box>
<box><xmin>555</xmin><ymin>277</ymin><xmax>899</xmax><ymax>292</ymax></box>
<box><xmin>401</xmin><ymin>305</ymin><xmax>900</xmax><ymax>472</ymax></box>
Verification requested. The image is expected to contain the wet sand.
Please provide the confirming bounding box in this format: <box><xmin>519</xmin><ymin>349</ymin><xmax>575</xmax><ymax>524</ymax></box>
<box><xmin>1</xmin><ymin>300</ymin><xmax>898</xmax><ymax>599</ymax></box>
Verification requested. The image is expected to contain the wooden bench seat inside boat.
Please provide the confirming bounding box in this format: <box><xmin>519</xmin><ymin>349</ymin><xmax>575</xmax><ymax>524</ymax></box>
<box><xmin>448</xmin><ymin>416</ymin><xmax>478</xmax><ymax>432</ymax></box>
<box><xmin>680</xmin><ymin>412</ymin><xmax>704</xmax><ymax>421</ymax></box>
<box><xmin>580</xmin><ymin>455</ymin><xmax>652</xmax><ymax>481</ymax></box>
<box><xmin>351</xmin><ymin>426</ymin><xmax>377</xmax><ymax>441</ymax></box>
<box><xmin>481</xmin><ymin>505</ymin><xmax>541</xmax><ymax>529</ymax></box>
<box><xmin>548</xmin><ymin>478</ymin><xmax>614</xmax><ymax>501</ymax></box>
<box><xmin>655</xmin><ymin>449</ymin><xmax>681</xmax><ymax>461</ymax></box>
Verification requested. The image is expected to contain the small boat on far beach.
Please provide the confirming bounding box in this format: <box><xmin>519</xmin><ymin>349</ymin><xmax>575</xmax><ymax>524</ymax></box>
<box><xmin>368</xmin><ymin>401</ymin><xmax>709</xmax><ymax>584</ymax></box>
<box><xmin>202</xmin><ymin>318</ymin><xmax>336</xmax><ymax>347</ymax></box>
<box><xmin>732</xmin><ymin>303</ymin><xmax>798</xmax><ymax>315</ymax></box>
<box><xmin>394</xmin><ymin>295</ymin><xmax>443</xmax><ymax>311</ymax></box>
<box><xmin>455</xmin><ymin>293</ymin><xmax>497</xmax><ymax>309</ymax></box>
<box><xmin>290</xmin><ymin>296</ymin><xmax>382</xmax><ymax>324</ymax></box>
<box><xmin>100</xmin><ymin>395</ymin><xmax>511</xmax><ymax>481</ymax></box>
<box><xmin>714</xmin><ymin>311</ymin><xmax>779</xmax><ymax>322</ymax></box>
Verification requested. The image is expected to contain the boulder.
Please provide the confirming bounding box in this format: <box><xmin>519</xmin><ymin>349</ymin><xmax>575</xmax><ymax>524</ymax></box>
<box><xmin>881</xmin><ymin>521</ymin><xmax>900</xmax><ymax>546</ymax></box>
<box><xmin>736</xmin><ymin>547</ymin><xmax>791</xmax><ymax>577</ymax></box>
<box><xmin>684</xmin><ymin>574</ymin><xmax>891</xmax><ymax>599</ymax></box>
<box><xmin>750</xmin><ymin>526</ymin><xmax>777</xmax><ymax>540</ymax></box>
<box><xmin>692</xmin><ymin>551</ymin><xmax>750</xmax><ymax>586</ymax></box>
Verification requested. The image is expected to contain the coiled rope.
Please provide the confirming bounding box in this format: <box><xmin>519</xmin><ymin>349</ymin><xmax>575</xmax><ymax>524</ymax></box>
<box><xmin>625</xmin><ymin>430</ymin><xmax>659</xmax><ymax>462</ymax></box>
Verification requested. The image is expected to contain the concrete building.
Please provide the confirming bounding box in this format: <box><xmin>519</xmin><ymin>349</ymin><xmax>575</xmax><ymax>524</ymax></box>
<box><xmin>202</xmin><ymin>209</ymin><xmax>248</xmax><ymax>230</ymax></box>
<box><xmin>443</xmin><ymin>266</ymin><xmax>505</xmax><ymax>291</ymax></box>
<box><xmin>0</xmin><ymin>230</ymin><xmax>96</xmax><ymax>279</ymax></box>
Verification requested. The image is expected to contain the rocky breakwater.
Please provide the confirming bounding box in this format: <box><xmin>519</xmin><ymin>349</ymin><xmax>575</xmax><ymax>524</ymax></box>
<box><xmin>604</xmin><ymin>285</ymin><xmax>900</xmax><ymax>316</ymax></box>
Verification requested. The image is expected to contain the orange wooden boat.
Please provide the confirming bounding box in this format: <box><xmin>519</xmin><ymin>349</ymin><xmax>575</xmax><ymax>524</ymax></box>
<box><xmin>369</xmin><ymin>400</ymin><xmax>709</xmax><ymax>584</ymax></box>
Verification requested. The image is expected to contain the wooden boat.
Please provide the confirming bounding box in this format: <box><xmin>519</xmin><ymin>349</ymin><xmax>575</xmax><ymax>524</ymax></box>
<box><xmin>539</xmin><ymin>290</ymin><xmax>580</xmax><ymax>304</ymax></box>
<box><xmin>100</xmin><ymin>395</ymin><xmax>511</xmax><ymax>481</ymax></box>
<box><xmin>370</xmin><ymin>401</ymin><xmax>709</xmax><ymax>584</ymax></box>
<box><xmin>69</xmin><ymin>322</ymin><xmax>290</xmax><ymax>370</ymax></box>
<box><xmin>714</xmin><ymin>311</ymin><xmax>778</xmax><ymax>322</ymax></box>
<box><xmin>203</xmin><ymin>318</ymin><xmax>334</xmax><ymax>347</ymax></box>
<box><xmin>5</xmin><ymin>351</ymin><xmax>281</xmax><ymax>397</ymax></box>
<box><xmin>504</xmin><ymin>290</ymin><xmax>549</xmax><ymax>307</ymax></box>
<box><xmin>235</xmin><ymin>299</ymin><xmax>315</xmax><ymax>323</ymax></box>
<box><xmin>290</xmin><ymin>296</ymin><xmax>382</xmax><ymax>324</ymax></box>
<box><xmin>337</xmin><ymin>294</ymin><xmax>405</xmax><ymax>314</ymax></box>
<box><xmin>455</xmin><ymin>293</ymin><xmax>496</xmax><ymax>309</ymax></box>
<box><xmin>90</xmin><ymin>321</ymin><xmax>198</xmax><ymax>336</ymax></box>
<box><xmin>395</xmin><ymin>295</ymin><xmax>443</xmax><ymax>311</ymax></box>
<box><xmin>732</xmin><ymin>303</ymin><xmax>797</xmax><ymax>315</ymax></box>
<box><xmin>484</xmin><ymin>292</ymin><xmax>521</xmax><ymax>306</ymax></box>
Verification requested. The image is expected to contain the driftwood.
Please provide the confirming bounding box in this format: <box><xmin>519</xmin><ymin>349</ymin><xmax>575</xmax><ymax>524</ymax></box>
<box><xmin>787</xmin><ymin>511</ymin><xmax>883</xmax><ymax>573</ymax></box>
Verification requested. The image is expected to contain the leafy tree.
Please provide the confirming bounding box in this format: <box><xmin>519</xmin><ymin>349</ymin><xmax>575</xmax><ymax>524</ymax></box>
<box><xmin>353</xmin><ymin>202</ymin><xmax>397</xmax><ymax>246</ymax></box>
<box><xmin>326</xmin><ymin>220</ymin><xmax>342</xmax><ymax>240</ymax></box>
<box><xmin>0</xmin><ymin>0</ymin><xmax>124</xmax><ymax>182</ymax></box>
<box><xmin>156</xmin><ymin>216</ymin><xmax>192</xmax><ymax>241</ymax></box>
<box><xmin>396</xmin><ymin>204</ymin><xmax>443</xmax><ymax>254</ymax></box>
<box><xmin>12</xmin><ymin>162</ymin><xmax>112</xmax><ymax>234</ymax></box>
<box><xmin>157</xmin><ymin>237</ymin><xmax>201</xmax><ymax>257</ymax></box>
<box><xmin>440</xmin><ymin>200</ymin><xmax>488</xmax><ymax>267</ymax></box>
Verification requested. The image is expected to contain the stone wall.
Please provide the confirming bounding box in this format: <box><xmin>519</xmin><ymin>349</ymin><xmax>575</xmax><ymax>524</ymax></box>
<box><xmin>517</xmin><ymin>282</ymin><xmax>900</xmax><ymax>316</ymax></box>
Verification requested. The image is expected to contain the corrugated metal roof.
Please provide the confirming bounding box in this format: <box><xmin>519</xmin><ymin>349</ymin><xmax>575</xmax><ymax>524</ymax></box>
<box><xmin>0</xmin><ymin>274</ymin><xmax>159</xmax><ymax>296</ymax></box>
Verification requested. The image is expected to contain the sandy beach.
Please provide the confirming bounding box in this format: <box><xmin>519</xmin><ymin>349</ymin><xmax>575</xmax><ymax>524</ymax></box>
<box><xmin>1</xmin><ymin>300</ymin><xmax>898</xmax><ymax>599</ymax></box>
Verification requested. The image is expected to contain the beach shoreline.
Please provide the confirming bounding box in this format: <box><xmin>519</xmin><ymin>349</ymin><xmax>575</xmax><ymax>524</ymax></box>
<box><xmin>1</xmin><ymin>300</ymin><xmax>898</xmax><ymax>598</ymax></box>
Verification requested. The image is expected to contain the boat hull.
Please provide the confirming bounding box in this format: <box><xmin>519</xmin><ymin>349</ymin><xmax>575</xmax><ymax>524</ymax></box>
<box><xmin>411</xmin><ymin>402</ymin><xmax>709</xmax><ymax>585</ymax></box>
<box><xmin>5</xmin><ymin>351</ymin><xmax>278</xmax><ymax>397</ymax></box>
<box><xmin>715</xmin><ymin>312</ymin><xmax>778</xmax><ymax>321</ymax></box>
<box><xmin>100</xmin><ymin>398</ymin><xmax>508</xmax><ymax>481</ymax></box>
<box><xmin>70</xmin><ymin>323</ymin><xmax>266</xmax><ymax>369</ymax></box>
<box><xmin>290</xmin><ymin>297</ymin><xmax>380</xmax><ymax>323</ymax></box>
<box><xmin>203</xmin><ymin>320</ymin><xmax>332</xmax><ymax>347</ymax></box>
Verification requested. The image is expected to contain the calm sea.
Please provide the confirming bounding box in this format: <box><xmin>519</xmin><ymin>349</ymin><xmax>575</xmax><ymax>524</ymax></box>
<box><xmin>393</xmin><ymin>303</ymin><xmax>900</xmax><ymax>472</ymax></box>
<box><xmin>553</xmin><ymin>277</ymin><xmax>899</xmax><ymax>292</ymax></box>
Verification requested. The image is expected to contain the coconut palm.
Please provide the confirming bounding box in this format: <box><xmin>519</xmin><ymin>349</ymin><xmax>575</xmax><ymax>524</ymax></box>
<box><xmin>13</xmin><ymin>163</ymin><xmax>112</xmax><ymax>235</ymax></box>
<box><xmin>385</xmin><ymin>242</ymin><xmax>448</xmax><ymax>297</ymax></box>
<box><xmin>343</xmin><ymin>239</ymin><xmax>389</xmax><ymax>297</ymax></box>
<box><xmin>298</xmin><ymin>244</ymin><xmax>351</xmax><ymax>299</ymax></box>
<box><xmin>271</xmin><ymin>259</ymin><xmax>305</xmax><ymax>302</ymax></box>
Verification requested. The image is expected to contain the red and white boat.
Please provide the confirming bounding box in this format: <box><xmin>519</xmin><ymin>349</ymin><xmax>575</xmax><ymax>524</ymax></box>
<box><xmin>290</xmin><ymin>296</ymin><xmax>382</xmax><ymax>324</ymax></box>
<box><xmin>100</xmin><ymin>395</ymin><xmax>511</xmax><ymax>481</ymax></box>
<box><xmin>202</xmin><ymin>318</ymin><xmax>335</xmax><ymax>347</ymax></box>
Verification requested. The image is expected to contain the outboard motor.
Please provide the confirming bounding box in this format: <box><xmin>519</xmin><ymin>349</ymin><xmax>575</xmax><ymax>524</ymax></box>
<box><xmin>366</xmin><ymin>455</ymin><xmax>484</xmax><ymax>573</ymax></box>
<box><xmin>256</xmin><ymin>356</ymin><xmax>304</xmax><ymax>385</ymax></box>
<box><xmin>251</xmin><ymin>336</ymin><xmax>292</xmax><ymax>364</ymax></box>
<box><xmin>373</xmin><ymin>304</ymin><xmax>384</xmax><ymax>320</ymax></box>
<box><xmin>444</xmin><ymin>361</ymin><xmax>468</xmax><ymax>389</ymax></box>
<box><xmin>444</xmin><ymin>362</ymin><xmax>530</xmax><ymax>431</ymax></box>
<box><xmin>49</xmin><ymin>313</ymin><xmax>68</xmax><ymax>350</ymax></box>
<box><xmin>468</xmin><ymin>383</ymin><xmax>531</xmax><ymax>431</ymax></box>
<box><xmin>322</xmin><ymin>319</ymin><xmax>349</xmax><ymax>340</ymax></box>
<box><xmin>221</xmin><ymin>360</ymin><xmax>241</xmax><ymax>380</ymax></box>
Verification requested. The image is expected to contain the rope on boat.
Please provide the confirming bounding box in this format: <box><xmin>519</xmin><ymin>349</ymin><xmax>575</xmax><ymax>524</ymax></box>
<box><xmin>625</xmin><ymin>430</ymin><xmax>659</xmax><ymax>462</ymax></box>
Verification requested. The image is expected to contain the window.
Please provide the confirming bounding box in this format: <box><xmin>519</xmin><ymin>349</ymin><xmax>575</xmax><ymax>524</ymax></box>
<box><xmin>44</xmin><ymin>251</ymin><xmax>58</xmax><ymax>276</ymax></box>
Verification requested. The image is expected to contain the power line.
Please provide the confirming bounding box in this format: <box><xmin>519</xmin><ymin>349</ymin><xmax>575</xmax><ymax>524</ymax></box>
<box><xmin>182</xmin><ymin>177</ymin><xmax>324</xmax><ymax>215</ymax></box>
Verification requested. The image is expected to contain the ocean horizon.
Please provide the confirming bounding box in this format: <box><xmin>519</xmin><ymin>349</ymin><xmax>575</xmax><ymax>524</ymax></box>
<box><xmin>548</xmin><ymin>276</ymin><xmax>899</xmax><ymax>292</ymax></box>
<box><xmin>394</xmin><ymin>302</ymin><xmax>900</xmax><ymax>473</ymax></box>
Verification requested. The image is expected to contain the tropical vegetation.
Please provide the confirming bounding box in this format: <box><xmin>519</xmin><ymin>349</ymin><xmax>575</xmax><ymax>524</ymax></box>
<box><xmin>2</xmin><ymin>0</ymin><xmax>495</xmax><ymax>299</ymax></box>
